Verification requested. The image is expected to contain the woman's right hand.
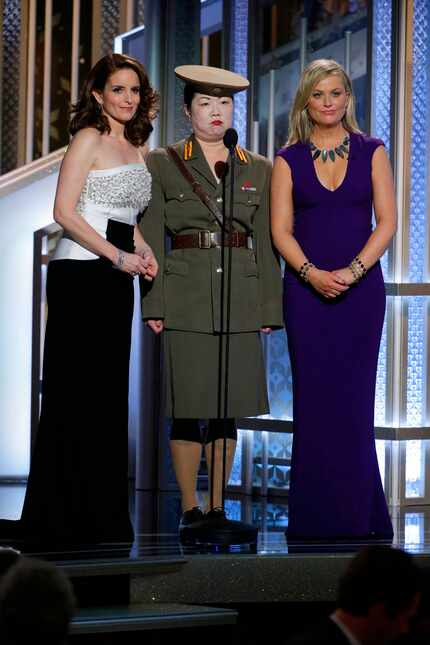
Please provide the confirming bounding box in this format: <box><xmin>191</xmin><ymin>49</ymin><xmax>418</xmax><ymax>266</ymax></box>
<box><xmin>146</xmin><ymin>319</ymin><xmax>164</xmax><ymax>334</ymax></box>
<box><xmin>307</xmin><ymin>268</ymin><xmax>349</xmax><ymax>299</ymax></box>
<box><xmin>116</xmin><ymin>251</ymin><xmax>150</xmax><ymax>277</ymax></box>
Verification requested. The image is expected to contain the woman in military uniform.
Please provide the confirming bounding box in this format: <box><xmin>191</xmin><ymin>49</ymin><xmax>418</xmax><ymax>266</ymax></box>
<box><xmin>140</xmin><ymin>65</ymin><xmax>283</xmax><ymax>529</ymax></box>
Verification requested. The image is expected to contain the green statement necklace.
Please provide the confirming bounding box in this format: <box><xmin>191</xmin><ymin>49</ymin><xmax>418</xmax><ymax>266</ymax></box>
<box><xmin>309</xmin><ymin>135</ymin><xmax>350</xmax><ymax>162</ymax></box>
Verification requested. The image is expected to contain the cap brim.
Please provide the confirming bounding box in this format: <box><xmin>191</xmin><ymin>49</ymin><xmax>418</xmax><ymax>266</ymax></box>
<box><xmin>175</xmin><ymin>64</ymin><xmax>249</xmax><ymax>94</ymax></box>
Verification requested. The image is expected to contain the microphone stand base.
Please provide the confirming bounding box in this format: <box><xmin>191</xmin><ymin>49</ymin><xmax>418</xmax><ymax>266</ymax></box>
<box><xmin>179</xmin><ymin>517</ymin><xmax>258</xmax><ymax>546</ymax></box>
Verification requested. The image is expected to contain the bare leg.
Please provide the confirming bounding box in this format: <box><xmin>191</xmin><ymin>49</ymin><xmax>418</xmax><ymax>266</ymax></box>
<box><xmin>204</xmin><ymin>438</ymin><xmax>236</xmax><ymax>510</ymax></box>
<box><xmin>170</xmin><ymin>440</ymin><xmax>202</xmax><ymax>512</ymax></box>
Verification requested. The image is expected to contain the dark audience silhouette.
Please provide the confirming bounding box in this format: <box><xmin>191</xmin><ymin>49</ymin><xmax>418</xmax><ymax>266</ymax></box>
<box><xmin>0</xmin><ymin>556</ymin><xmax>76</xmax><ymax>645</ymax></box>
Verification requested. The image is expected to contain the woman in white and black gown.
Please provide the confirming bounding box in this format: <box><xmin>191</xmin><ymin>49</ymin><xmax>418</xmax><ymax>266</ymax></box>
<box><xmin>0</xmin><ymin>54</ymin><xmax>158</xmax><ymax>546</ymax></box>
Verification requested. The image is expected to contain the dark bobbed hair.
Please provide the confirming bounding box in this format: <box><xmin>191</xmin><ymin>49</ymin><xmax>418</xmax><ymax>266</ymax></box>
<box><xmin>0</xmin><ymin>556</ymin><xmax>76</xmax><ymax>645</ymax></box>
<box><xmin>70</xmin><ymin>53</ymin><xmax>158</xmax><ymax>146</ymax></box>
<box><xmin>337</xmin><ymin>546</ymin><xmax>421</xmax><ymax>618</ymax></box>
<box><xmin>183</xmin><ymin>83</ymin><xmax>234</xmax><ymax>111</ymax></box>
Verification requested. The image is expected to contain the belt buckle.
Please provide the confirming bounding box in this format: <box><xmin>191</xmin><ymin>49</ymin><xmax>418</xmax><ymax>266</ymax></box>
<box><xmin>198</xmin><ymin>230</ymin><xmax>212</xmax><ymax>249</ymax></box>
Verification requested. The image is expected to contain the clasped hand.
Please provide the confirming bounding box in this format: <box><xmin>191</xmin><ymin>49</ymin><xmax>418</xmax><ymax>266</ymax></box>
<box><xmin>119</xmin><ymin>246</ymin><xmax>158</xmax><ymax>280</ymax></box>
<box><xmin>308</xmin><ymin>266</ymin><xmax>354</xmax><ymax>298</ymax></box>
<box><xmin>139</xmin><ymin>246</ymin><xmax>158</xmax><ymax>281</ymax></box>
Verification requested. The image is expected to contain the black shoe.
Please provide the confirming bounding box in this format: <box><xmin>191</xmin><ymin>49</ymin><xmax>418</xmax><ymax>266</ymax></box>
<box><xmin>179</xmin><ymin>507</ymin><xmax>204</xmax><ymax>529</ymax></box>
<box><xmin>205</xmin><ymin>507</ymin><xmax>227</xmax><ymax>521</ymax></box>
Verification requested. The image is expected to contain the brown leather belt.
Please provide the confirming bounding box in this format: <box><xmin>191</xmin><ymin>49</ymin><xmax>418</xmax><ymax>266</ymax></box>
<box><xmin>172</xmin><ymin>230</ymin><xmax>252</xmax><ymax>250</ymax></box>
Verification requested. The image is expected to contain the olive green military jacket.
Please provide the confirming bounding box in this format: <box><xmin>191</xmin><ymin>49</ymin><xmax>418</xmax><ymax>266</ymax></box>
<box><xmin>140</xmin><ymin>136</ymin><xmax>283</xmax><ymax>333</ymax></box>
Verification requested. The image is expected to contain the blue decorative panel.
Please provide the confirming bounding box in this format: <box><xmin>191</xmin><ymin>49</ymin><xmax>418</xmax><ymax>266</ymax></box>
<box><xmin>230</xmin><ymin>0</ymin><xmax>248</xmax><ymax>145</ymax></box>
<box><xmin>267</xmin><ymin>431</ymin><xmax>292</xmax><ymax>492</ymax></box>
<box><xmin>266</xmin><ymin>330</ymin><xmax>293</xmax><ymax>420</ymax></box>
<box><xmin>252</xmin><ymin>502</ymin><xmax>288</xmax><ymax>530</ymax></box>
<box><xmin>406</xmin><ymin>297</ymin><xmax>426</xmax><ymax>426</ymax></box>
<box><xmin>267</xmin><ymin>463</ymin><xmax>290</xmax><ymax>490</ymax></box>
<box><xmin>404</xmin><ymin>511</ymin><xmax>425</xmax><ymax>549</ymax></box>
<box><xmin>371</xmin><ymin>0</ymin><xmax>393</xmax><ymax>425</ymax></box>
<box><xmin>100</xmin><ymin>0</ymin><xmax>121</xmax><ymax>56</ymax></box>
<box><xmin>224</xmin><ymin>498</ymin><xmax>241</xmax><ymax>521</ymax></box>
<box><xmin>375</xmin><ymin>316</ymin><xmax>388</xmax><ymax>426</ymax></box>
<box><xmin>252</xmin><ymin>430</ymin><xmax>265</xmax><ymax>488</ymax></box>
<box><xmin>371</xmin><ymin>0</ymin><xmax>393</xmax><ymax>280</ymax></box>
<box><xmin>137</xmin><ymin>0</ymin><xmax>145</xmax><ymax>25</ymax></box>
<box><xmin>269</xmin><ymin>432</ymin><xmax>292</xmax><ymax>461</ymax></box>
<box><xmin>405</xmin><ymin>441</ymin><xmax>426</xmax><ymax>498</ymax></box>
<box><xmin>1</xmin><ymin>0</ymin><xmax>21</xmax><ymax>174</ymax></box>
<box><xmin>229</xmin><ymin>428</ymin><xmax>243</xmax><ymax>486</ymax></box>
<box><xmin>371</xmin><ymin>0</ymin><xmax>392</xmax><ymax>152</ymax></box>
<box><xmin>409</xmin><ymin>0</ymin><xmax>430</xmax><ymax>282</ymax></box>
<box><xmin>252</xmin><ymin>431</ymin><xmax>263</xmax><ymax>460</ymax></box>
<box><xmin>251</xmin><ymin>430</ymin><xmax>291</xmax><ymax>490</ymax></box>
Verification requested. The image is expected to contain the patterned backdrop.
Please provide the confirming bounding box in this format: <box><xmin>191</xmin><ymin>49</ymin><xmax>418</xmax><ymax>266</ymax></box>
<box><xmin>1</xmin><ymin>0</ymin><xmax>22</xmax><ymax>174</ymax></box>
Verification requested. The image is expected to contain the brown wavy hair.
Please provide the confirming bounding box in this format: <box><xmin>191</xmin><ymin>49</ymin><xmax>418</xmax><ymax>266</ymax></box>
<box><xmin>70</xmin><ymin>53</ymin><xmax>158</xmax><ymax>146</ymax></box>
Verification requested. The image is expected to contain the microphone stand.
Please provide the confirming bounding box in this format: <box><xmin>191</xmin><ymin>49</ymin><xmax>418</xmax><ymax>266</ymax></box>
<box><xmin>180</xmin><ymin>131</ymin><xmax>258</xmax><ymax>548</ymax></box>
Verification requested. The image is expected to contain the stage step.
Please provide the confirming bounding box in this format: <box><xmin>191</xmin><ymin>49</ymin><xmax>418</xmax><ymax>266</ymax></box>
<box><xmin>70</xmin><ymin>602</ymin><xmax>237</xmax><ymax>635</ymax></box>
<box><xmin>58</xmin><ymin>554</ymin><xmax>187</xmax><ymax>607</ymax></box>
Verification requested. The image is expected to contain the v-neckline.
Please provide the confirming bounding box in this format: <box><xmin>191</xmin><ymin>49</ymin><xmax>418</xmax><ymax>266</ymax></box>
<box><xmin>309</xmin><ymin>132</ymin><xmax>353</xmax><ymax>193</ymax></box>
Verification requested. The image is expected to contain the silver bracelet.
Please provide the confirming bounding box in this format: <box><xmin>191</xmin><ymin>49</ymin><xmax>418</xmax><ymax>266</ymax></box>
<box><xmin>348</xmin><ymin>256</ymin><xmax>367</xmax><ymax>282</ymax></box>
<box><xmin>115</xmin><ymin>250</ymin><xmax>125</xmax><ymax>269</ymax></box>
<box><xmin>298</xmin><ymin>261</ymin><xmax>315</xmax><ymax>282</ymax></box>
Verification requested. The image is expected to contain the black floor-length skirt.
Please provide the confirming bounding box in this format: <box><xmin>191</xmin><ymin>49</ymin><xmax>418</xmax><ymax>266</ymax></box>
<box><xmin>20</xmin><ymin>221</ymin><xmax>135</xmax><ymax>543</ymax></box>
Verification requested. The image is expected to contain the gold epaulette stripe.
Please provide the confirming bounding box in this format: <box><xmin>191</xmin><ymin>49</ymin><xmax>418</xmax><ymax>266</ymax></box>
<box><xmin>184</xmin><ymin>140</ymin><xmax>193</xmax><ymax>160</ymax></box>
<box><xmin>236</xmin><ymin>145</ymin><xmax>247</xmax><ymax>163</ymax></box>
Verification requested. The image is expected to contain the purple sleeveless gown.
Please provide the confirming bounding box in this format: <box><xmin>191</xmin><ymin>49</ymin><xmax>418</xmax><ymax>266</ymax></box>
<box><xmin>277</xmin><ymin>132</ymin><xmax>393</xmax><ymax>540</ymax></box>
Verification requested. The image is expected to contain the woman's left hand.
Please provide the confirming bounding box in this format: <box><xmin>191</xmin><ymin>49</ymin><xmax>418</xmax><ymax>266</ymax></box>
<box><xmin>260</xmin><ymin>327</ymin><xmax>272</xmax><ymax>334</ymax></box>
<box><xmin>331</xmin><ymin>267</ymin><xmax>355</xmax><ymax>286</ymax></box>
<box><xmin>134</xmin><ymin>226</ymin><xmax>159</xmax><ymax>281</ymax></box>
<box><xmin>136</xmin><ymin>243</ymin><xmax>158</xmax><ymax>281</ymax></box>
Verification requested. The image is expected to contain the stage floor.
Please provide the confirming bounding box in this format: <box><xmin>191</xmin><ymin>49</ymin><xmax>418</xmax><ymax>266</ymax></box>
<box><xmin>1</xmin><ymin>484</ymin><xmax>430</xmax><ymax>558</ymax></box>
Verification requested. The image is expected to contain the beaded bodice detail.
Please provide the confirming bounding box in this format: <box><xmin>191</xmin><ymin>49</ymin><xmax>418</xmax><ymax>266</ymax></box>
<box><xmin>76</xmin><ymin>163</ymin><xmax>152</xmax><ymax>213</ymax></box>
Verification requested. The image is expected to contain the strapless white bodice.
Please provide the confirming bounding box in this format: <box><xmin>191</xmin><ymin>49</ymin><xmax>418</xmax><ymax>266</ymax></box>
<box><xmin>53</xmin><ymin>163</ymin><xmax>152</xmax><ymax>261</ymax></box>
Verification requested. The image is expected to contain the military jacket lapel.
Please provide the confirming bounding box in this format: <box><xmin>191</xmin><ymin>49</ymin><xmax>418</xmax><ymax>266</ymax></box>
<box><xmin>181</xmin><ymin>135</ymin><xmax>249</xmax><ymax>193</ymax></box>
<box><xmin>185</xmin><ymin>135</ymin><xmax>218</xmax><ymax>190</ymax></box>
<box><xmin>172</xmin><ymin>136</ymin><xmax>250</xmax><ymax>226</ymax></box>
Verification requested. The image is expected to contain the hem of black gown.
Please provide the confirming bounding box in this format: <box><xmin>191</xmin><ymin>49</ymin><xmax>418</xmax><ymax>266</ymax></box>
<box><xmin>0</xmin><ymin>519</ymin><xmax>134</xmax><ymax>550</ymax></box>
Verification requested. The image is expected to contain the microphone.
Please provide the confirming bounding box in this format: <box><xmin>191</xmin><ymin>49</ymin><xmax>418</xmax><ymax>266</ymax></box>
<box><xmin>214</xmin><ymin>160</ymin><xmax>228</xmax><ymax>180</ymax></box>
<box><xmin>223</xmin><ymin>128</ymin><xmax>238</xmax><ymax>152</ymax></box>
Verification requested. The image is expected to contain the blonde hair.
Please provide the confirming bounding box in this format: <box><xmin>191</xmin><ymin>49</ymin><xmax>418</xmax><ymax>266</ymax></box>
<box><xmin>287</xmin><ymin>59</ymin><xmax>361</xmax><ymax>145</ymax></box>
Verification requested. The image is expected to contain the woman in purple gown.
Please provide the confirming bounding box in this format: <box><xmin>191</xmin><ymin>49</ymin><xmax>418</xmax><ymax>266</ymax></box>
<box><xmin>271</xmin><ymin>59</ymin><xmax>397</xmax><ymax>541</ymax></box>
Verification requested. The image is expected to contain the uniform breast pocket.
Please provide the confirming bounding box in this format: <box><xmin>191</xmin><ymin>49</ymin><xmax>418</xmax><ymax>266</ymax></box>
<box><xmin>237</xmin><ymin>192</ymin><xmax>261</xmax><ymax>208</ymax></box>
<box><xmin>236</xmin><ymin>192</ymin><xmax>262</xmax><ymax>227</ymax></box>
<box><xmin>165</xmin><ymin>188</ymin><xmax>200</xmax><ymax>205</ymax></box>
